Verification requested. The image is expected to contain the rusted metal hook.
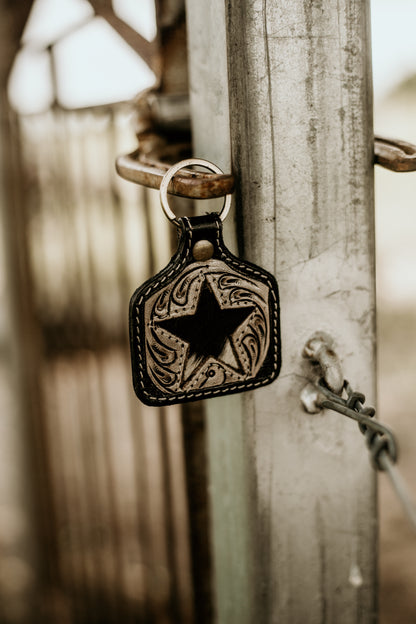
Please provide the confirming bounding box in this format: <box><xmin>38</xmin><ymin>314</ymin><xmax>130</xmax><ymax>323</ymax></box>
<box><xmin>116</xmin><ymin>144</ymin><xmax>235</xmax><ymax>199</ymax></box>
<box><xmin>374</xmin><ymin>135</ymin><xmax>416</xmax><ymax>172</ymax></box>
<box><xmin>116</xmin><ymin>135</ymin><xmax>416</xmax><ymax>199</ymax></box>
<box><xmin>115</xmin><ymin>86</ymin><xmax>416</xmax><ymax>200</ymax></box>
<box><xmin>115</xmin><ymin>91</ymin><xmax>234</xmax><ymax>199</ymax></box>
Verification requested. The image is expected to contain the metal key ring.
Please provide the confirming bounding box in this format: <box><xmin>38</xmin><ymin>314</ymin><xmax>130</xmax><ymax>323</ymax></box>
<box><xmin>159</xmin><ymin>158</ymin><xmax>232</xmax><ymax>226</ymax></box>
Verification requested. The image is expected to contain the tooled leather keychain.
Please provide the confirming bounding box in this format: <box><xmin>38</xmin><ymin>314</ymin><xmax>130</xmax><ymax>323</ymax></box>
<box><xmin>129</xmin><ymin>158</ymin><xmax>281</xmax><ymax>406</ymax></box>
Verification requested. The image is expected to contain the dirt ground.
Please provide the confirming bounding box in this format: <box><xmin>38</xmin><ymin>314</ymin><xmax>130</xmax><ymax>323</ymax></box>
<box><xmin>374</xmin><ymin>84</ymin><xmax>416</xmax><ymax>623</ymax></box>
<box><xmin>378</xmin><ymin>308</ymin><xmax>416</xmax><ymax>624</ymax></box>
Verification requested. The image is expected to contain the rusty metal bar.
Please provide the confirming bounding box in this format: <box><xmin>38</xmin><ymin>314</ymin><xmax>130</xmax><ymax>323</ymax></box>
<box><xmin>116</xmin><ymin>136</ymin><xmax>416</xmax><ymax>202</ymax></box>
<box><xmin>115</xmin><ymin>147</ymin><xmax>235</xmax><ymax>199</ymax></box>
<box><xmin>116</xmin><ymin>134</ymin><xmax>416</xmax><ymax>203</ymax></box>
<box><xmin>374</xmin><ymin>135</ymin><xmax>416</xmax><ymax>172</ymax></box>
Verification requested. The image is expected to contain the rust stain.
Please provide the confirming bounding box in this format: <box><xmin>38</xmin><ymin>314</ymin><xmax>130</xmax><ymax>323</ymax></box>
<box><xmin>116</xmin><ymin>143</ymin><xmax>235</xmax><ymax>199</ymax></box>
<box><xmin>374</xmin><ymin>136</ymin><xmax>416</xmax><ymax>172</ymax></box>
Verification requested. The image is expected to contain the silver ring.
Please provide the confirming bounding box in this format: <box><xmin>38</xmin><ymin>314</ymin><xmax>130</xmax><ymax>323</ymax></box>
<box><xmin>159</xmin><ymin>158</ymin><xmax>232</xmax><ymax>226</ymax></box>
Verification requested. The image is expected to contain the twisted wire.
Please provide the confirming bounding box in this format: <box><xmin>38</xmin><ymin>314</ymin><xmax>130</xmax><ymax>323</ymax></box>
<box><xmin>316</xmin><ymin>379</ymin><xmax>416</xmax><ymax>532</ymax></box>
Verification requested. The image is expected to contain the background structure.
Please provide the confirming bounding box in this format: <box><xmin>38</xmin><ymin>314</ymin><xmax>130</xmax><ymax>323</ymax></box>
<box><xmin>0</xmin><ymin>1</ymin><xmax>415</xmax><ymax>623</ymax></box>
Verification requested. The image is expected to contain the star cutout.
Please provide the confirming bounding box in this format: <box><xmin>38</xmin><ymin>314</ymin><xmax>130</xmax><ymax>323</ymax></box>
<box><xmin>156</xmin><ymin>279</ymin><xmax>254</xmax><ymax>363</ymax></box>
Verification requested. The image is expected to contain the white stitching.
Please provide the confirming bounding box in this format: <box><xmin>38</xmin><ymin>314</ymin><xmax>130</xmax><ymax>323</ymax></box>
<box><xmin>135</xmin><ymin>219</ymin><xmax>280</xmax><ymax>403</ymax></box>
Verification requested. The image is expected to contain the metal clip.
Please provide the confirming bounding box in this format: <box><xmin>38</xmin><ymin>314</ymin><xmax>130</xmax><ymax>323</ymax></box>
<box><xmin>300</xmin><ymin>333</ymin><xmax>399</xmax><ymax>470</ymax></box>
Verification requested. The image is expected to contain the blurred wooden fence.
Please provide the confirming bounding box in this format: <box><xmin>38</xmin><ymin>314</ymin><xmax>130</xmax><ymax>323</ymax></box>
<box><xmin>2</xmin><ymin>104</ymin><xmax>195</xmax><ymax>623</ymax></box>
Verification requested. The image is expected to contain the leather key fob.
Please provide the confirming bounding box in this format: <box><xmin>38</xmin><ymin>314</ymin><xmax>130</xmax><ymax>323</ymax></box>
<box><xmin>129</xmin><ymin>213</ymin><xmax>281</xmax><ymax>406</ymax></box>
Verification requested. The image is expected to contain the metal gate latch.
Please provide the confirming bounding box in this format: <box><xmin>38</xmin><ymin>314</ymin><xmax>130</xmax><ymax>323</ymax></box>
<box><xmin>115</xmin><ymin>90</ymin><xmax>416</xmax><ymax>203</ymax></box>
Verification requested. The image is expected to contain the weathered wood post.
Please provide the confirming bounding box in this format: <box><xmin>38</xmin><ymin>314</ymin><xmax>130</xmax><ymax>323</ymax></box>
<box><xmin>186</xmin><ymin>1</ymin><xmax>376</xmax><ymax>622</ymax></box>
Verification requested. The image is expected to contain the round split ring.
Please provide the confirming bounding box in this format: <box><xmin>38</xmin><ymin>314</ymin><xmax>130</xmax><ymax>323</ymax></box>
<box><xmin>159</xmin><ymin>158</ymin><xmax>232</xmax><ymax>226</ymax></box>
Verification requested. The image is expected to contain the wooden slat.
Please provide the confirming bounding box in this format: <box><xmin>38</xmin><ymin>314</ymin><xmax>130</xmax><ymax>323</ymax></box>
<box><xmin>15</xmin><ymin>107</ymin><xmax>194</xmax><ymax>622</ymax></box>
<box><xmin>186</xmin><ymin>1</ymin><xmax>377</xmax><ymax>622</ymax></box>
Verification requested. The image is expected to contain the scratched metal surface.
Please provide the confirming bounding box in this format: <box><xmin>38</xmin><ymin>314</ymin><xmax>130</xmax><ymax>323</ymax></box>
<box><xmin>187</xmin><ymin>1</ymin><xmax>377</xmax><ymax>622</ymax></box>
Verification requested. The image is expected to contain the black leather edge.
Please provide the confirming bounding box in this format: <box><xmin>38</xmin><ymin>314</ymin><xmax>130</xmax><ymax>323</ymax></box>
<box><xmin>129</xmin><ymin>214</ymin><xmax>281</xmax><ymax>406</ymax></box>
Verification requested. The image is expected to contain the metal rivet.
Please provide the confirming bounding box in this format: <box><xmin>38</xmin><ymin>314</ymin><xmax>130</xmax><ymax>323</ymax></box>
<box><xmin>192</xmin><ymin>240</ymin><xmax>214</xmax><ymax>261</ymax></box>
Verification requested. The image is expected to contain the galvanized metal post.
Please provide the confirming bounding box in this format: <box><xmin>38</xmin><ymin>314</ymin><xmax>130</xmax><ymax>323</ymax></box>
<box><xmin>186</xmin><ymin>1</ymin><xmax>376</xmax><ymax>622</ymax></box>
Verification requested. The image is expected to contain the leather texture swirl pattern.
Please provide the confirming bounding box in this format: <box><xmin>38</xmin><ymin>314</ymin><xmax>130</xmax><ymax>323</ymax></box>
<box><xmin>129</xmin><ymin>214</ymin><xmax>281</xmax><ymax>406</ymax></box>
<box><xmin>144</xmin><ymin>260</ymin><xmax>270</xmax><ymax>394</ymax></box>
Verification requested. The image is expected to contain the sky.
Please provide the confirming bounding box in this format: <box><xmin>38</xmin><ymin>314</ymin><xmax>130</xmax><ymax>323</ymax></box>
<box><xmin>8</xmin><ymin>0</ymin><xmax>157</xmax><ymax>113</ymax></box>
<box><xmin>7</xmin><ymin>1</ymin><xmax>416</xmax><ymax>113</ymax></box>
<box><xmin>371</xmin><ymin>0</ymin><xmax>416</xmax><ymax>100</ymax></box>
<box><xmin>6</xmin><ymin>0</ymin><xmax>416</xmax><ymax>305</ymax></box>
